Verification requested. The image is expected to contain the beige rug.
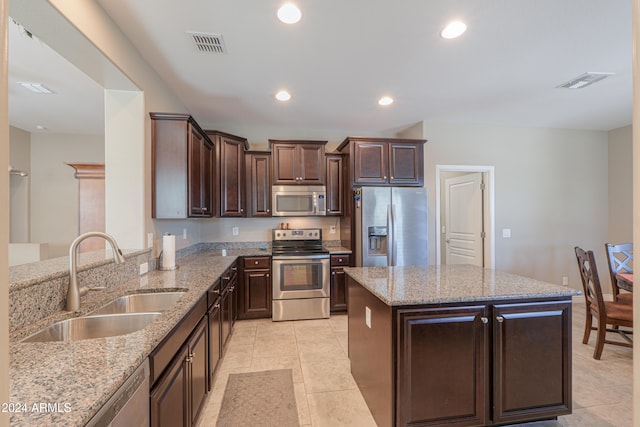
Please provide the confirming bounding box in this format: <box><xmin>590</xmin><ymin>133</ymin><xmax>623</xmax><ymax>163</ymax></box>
<box><xmin>216</xmin><ymin>369</ymin><xmax>299</xmax><ymax>427</ymax></box>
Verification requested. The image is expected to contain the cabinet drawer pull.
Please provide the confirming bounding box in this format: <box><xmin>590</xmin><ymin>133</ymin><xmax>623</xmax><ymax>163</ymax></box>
<box><xmin>267</xmin><ymin>209</ymin><xmax>270</xmax><ymax>213</ymax></box>
<box><xmin>481</xmin><ymin>317</ymin><xmax>488</xmax><ymax>324</ymax></box>
<box><xmin>211</xmin><ymin>289</ymin><xmax>220</xmax><ymax>294</ymax></box>
<box><xmin>255</xmin><ymin>261</ymin><xmax>259</xmax><ymax>264</ymax></box>
<box><xmin>496</xmin><ymin>316</ymin><xmax>504</xmax><ymax>322</ymax></box>
<box><xmin>202</xmin><ymin>207</ymin><xmax>208</xmax><ymax>212</ymax></box>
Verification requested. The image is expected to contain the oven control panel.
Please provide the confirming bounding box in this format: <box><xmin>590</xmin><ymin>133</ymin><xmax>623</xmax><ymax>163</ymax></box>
<box><xmin>273</xmin><ymin>228</ymin><xmax>322</xmax><ymax>241</ymax></box>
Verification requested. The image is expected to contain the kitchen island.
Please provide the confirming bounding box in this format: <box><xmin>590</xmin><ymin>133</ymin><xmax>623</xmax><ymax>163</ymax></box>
<box><xmin>345</xmin><ymin>264</ymin><xmax>580</xmax><ymax>427</ymax></box>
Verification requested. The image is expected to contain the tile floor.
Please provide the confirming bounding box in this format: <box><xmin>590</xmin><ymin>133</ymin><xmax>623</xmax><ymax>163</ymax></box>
<box><xmin>196</xmin><ymin>299</ymin><xmax>632</xmax><ymax>427</ymax></box>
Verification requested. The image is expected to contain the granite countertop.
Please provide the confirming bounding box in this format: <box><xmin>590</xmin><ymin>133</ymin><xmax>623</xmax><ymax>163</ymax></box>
<box><xmin>343</xmin><ymin>264</ymin><xmax>580</xmax><ymax>306</ymax></box>
<box><xmin>9</xmin><ymin>250</ymin><xmax>236</xmax><ymax>427</ymax></box>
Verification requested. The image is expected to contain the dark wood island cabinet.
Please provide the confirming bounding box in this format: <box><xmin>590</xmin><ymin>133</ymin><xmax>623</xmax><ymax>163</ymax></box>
<box><xmin>346</xmin><ymin>264</ymin><xmax>578</xmax><ymax>427</ymax></box>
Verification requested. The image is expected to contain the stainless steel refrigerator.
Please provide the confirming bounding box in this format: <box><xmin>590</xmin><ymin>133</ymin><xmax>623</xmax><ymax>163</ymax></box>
<box><xmin>354</xmin><ymin>187</ymin><xmax>428</xmax><ymax>266</ymax></box>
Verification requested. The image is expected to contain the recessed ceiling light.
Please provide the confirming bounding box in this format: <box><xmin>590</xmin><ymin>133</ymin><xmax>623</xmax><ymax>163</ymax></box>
<box><xmin>275</xmin><ymin>90</ymin><xmax>292</xmax><ymax>101</ymax></box>
<box><xmin>441</xmin><ymin>21</ymin><xmax>467</xmax><ymax>39</ymax></box>
<box><xmin>378</xmin><ymin>96</ymin><xmax>394</xmax><ymax>106</ymax></box>
<box><xmin>277</xmin><ymin>3</ymin><xmax>302</xmax><ymax>24</ymax></box>
<box><xmin>19</xmin><ymin>82</ymin><xmax>55</xmax><ymax>94</ymax></box>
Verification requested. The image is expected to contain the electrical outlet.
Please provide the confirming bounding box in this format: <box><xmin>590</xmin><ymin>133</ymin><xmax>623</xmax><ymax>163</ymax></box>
<box><xmin>330</xmin><ymin>225</ymin><xmax>336</xmax><ymax>234</ymax></box>
<box><xmin>232</xmin><ymin>226</ymin><xmax>239</xmax><ymax>236</ymax></box>
<box><xmin>139</xmin><ymin>262</ymin><xmax>149</xmax><ymax>275</ymax></box>
<box><xmin>562</xmin><ymin>276</ymin><xmax>568</xmax><ymax>286</ymax></box>
<box><xmin>183</xmin><ymin>228</ymin><xmax>187</xmax><ymax>239</ymax></box>
<box><xmin>147</xmin><ymin>233</ymin><xmax>154</xmax><ymax>249</ymax></box>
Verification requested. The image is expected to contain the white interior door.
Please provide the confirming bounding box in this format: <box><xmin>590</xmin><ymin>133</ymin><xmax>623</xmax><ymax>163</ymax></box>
<box><xmin>445</xmin><ymin>172</ymin><xmax>484</xmax><ymax>266</ymax></box>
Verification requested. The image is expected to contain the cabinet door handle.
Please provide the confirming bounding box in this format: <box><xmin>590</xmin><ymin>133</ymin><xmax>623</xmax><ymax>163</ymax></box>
<box><xmin>214</xmin><ymin>303</ymin><xmax>220</xmax><ymax>308</ymax></box>
<box><xmin>332</xmin><ymin>271</ymin><xmax>336</xmax><ymax>275</ymax></box>
<box><xmin>496</xmin><ymin>316</ymin><xmax>504</xmax><ymax>323</ymax></box>
<box><xmin>211</xmin><ymin>289</ymin><xmax>220</xmax><ymax>294</ymax></box>
<box><xmin>383</xmin><ymin>176</ymin><xmax>387</xmax><ymax>180</ymax></box>
<box><xmin>266</xmin><ymin>209</ymin><xmax>270</xmax><ymax>213</ymax></box>
<box><xmin>202</xmin><ymin>207</ymin><xmax>208</xmax><ymax>212</ymax></box>
<box><xmin>232</xmin><ymin>267</ymin><xmax>237</xmax><ymax>271</ymax></box>
<box><xmin>480</xmin><ymin>317</ymin><xmax>488</xmax><ymax>324</ymax></box>
<box><xmin>185</xmin><ymin>355</ymin><xmax>193</xmax><ymax>363</ymax></box>
<box><xmin>266</xmin><ymin>273</ymin><xmax>270</xmax><ymax>278</ymax></box>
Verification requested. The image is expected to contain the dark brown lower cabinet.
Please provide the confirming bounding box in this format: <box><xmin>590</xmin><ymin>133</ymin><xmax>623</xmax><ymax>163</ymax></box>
<box><xmin>150</xmin><ymin>316</ymin><xmax>208</xmax><ymax>427</ymax></box>
<box><xmin>150</xmin><ymin>345</ymin><xmax>189</xmax><ymax>427</ymax></box>
<box><xmin>238</xmin><ymin>256</ymin><xmax>272</xmax><ymax>319</ymax></box>
<box><xmin>330</xmin><ymin>254</ymin><xmax>350</xmax><ymax>312</ymax></box>
<box><xmin>348</xmin><ymin>277</ymin><xmax>572</xmax><ymax>427</ymax></box>
<box><xmin>208</xmin><ymin>294</ymin><xmax>222</xmax><ymax>390</ymax></box>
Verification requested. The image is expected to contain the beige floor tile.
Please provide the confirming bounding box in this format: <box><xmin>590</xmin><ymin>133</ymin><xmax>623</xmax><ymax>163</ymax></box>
<box><xmin>253</xmin><ymin>337</ymin><xmax>299</xmax><ymax>359</ymax></box>
<box><xmin>297</xmin><ymin>337</ymin><xmax>348</xmax><ymax>363</ymax></box>
<box><xmin>294</xmin><ymin>382</ymin><xmax>311</xmax><ymax>425</ymax></box>
<box><xmin>306</xmin><ymin>389</ymin><xmax>377</xmax><ymax>427</ymax></box>
<box><xmin>301</xmin><ymin>357</ymin><xmax>356</xmax><ymax>393</ymax></box>
<box><xmin>218</xmin><ymin>343</ymin><xmax>253</xmax><ymax>370</ymax></box>
<box><xmin>250</xmin><ymin>355</ymin><xmax>304</xmax><ymax>383</ymax></box>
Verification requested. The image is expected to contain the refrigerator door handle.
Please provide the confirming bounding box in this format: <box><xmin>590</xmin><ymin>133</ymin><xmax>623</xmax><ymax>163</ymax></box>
<box><xmin>391</xmin><ymin>204</ymin><xmax>397</xmax><ymax>266</ymax></box>
<box><xmin>387</xmin><ymin>204</ymin><xmax>395</xmax><ymax>266</ymax></box>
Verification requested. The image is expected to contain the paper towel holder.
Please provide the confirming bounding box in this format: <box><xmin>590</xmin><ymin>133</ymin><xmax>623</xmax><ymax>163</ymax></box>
<box><xmin>158</xmin><ymin>250</ymin><xmax>179</xmax><ymax>271</ymax></box>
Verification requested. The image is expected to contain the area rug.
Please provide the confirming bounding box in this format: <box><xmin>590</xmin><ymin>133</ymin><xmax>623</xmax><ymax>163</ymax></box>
<box><xmin>216</xmin><ymin>369</ymin><xmax>299</xmax><ymax>427</ymax></box>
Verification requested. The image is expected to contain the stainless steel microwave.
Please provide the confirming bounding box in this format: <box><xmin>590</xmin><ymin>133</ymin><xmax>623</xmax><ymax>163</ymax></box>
<box><xmin>271</xmin><ymin>185</ymin><xmax>327</xmax><ymax>216</ymax></box>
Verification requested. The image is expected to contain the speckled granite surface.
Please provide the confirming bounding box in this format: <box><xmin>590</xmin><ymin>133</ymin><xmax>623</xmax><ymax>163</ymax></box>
<box><xmin>9</xmin><ymin>251</ymin><xmax>236</xmax><ymax>427</ymax></box>
<box><xmin>343</xmin><ymin>264</ymin><xmax>580</xmax><ymax>306</ymax></box>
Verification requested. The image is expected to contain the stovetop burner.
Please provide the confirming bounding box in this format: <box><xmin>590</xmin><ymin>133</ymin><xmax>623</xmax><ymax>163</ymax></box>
<box><xmin>271</xmin><ymin>228</ymin><xmax>329</xmax><ymax>256</ymax></box>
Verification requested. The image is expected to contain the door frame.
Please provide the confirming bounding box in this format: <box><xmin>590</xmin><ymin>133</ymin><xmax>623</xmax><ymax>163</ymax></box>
<box><xmin>435</xmin><ymin>165</ymin><xmax>495</xmax><ymax>268</ymax></box>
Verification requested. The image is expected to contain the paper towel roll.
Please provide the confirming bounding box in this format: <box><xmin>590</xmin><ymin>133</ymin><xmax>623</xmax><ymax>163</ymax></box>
<box><xmin>160</xmin><ymin>234</ymin><xmax>176</xmax><ymax>270</ymax></box>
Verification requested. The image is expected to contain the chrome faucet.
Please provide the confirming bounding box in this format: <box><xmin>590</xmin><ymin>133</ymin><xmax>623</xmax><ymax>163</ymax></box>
<box><xmin>67</xmin><ymin>231</ymin><xmax>125</xmax><ymax>311</ymax></box>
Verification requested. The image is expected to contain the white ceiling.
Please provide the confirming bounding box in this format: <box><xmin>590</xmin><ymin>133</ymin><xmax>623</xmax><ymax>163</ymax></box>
<box><xmin>8</xmin><ymin>0</ymin><xmax>633</xmax><ymax>136</ymax></box>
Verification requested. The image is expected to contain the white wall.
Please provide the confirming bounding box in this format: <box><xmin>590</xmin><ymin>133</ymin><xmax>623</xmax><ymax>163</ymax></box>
<box><xmin>30</xmin><ymin>132</ymin><xmax>104</xmax><ymax>258</ymax></box>
<box><xmin>423</xmin><ymin>121</ymin><xmax>609</xmax><ymax>289</ymax></box>
<box><xmin>607</xmin><ymin>125</ymin><xmax>632</xmax><ymax>243</ymax></box>
<box><xmin>9</xmin><ymin>126</ymin><xmax>30</xmax><ymax>242</ymax></box>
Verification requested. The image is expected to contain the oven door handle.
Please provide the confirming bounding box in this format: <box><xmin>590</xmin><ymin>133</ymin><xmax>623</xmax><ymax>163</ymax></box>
<box><xmin>272</xmin><ymin>254</ymin><xmax>330</xmax><ymax>261</ymax></box>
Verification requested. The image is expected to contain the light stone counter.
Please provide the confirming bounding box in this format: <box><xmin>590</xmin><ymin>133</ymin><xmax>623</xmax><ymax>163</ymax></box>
<box><xmin>343</xmin><ymin>264</ymin><xmax>580</xmax><ymax>306</ymax></box>
<box><xmin>9</xmin><ymin>250</ymin><xmax>236</xmax><ymax>427</ymax></box>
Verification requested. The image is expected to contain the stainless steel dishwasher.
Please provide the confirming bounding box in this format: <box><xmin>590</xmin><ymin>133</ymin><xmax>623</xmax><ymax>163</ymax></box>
<box><xmin>86</xmin><ymin>359</ymin><xmax>150</xmax><ymax>427</ymax></box>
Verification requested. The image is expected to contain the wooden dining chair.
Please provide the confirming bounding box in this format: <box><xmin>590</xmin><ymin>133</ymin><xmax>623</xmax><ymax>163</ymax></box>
<box><xmin>604</xmin><ymin>243</ymin><xmax>633</xmax><ymax>305</ymax></box>
<box><xmin>574</xmin><ymin>246</ymin><xmax>632</xmax><ymax>360</ymax></box>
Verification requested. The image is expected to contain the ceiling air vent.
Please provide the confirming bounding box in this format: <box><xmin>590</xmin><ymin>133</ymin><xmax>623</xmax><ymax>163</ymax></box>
<box><xmin>187</xmin><ymin>32</ymin><xmax>227</xmax><ymax>54</ymax></box>
<box><xmin>557</xmin><ymin>72</ymin><xmax>614</xmax><ymax>89</ymax></box>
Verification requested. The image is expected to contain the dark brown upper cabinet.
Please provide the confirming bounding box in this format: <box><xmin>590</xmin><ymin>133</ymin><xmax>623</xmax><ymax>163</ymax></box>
<box><xmin>245</xmin><ymin>151</ymin><xmax>272</xmax><ymax>217</ymax></box>
<box><xmin>338</xmin><ymin>137</ymin><xmax>426</xmax><ymax>187</ymax></box>
<box><xmin>325</xmin><ymin>153</ymin><xmax>345</xmax><ymax>216</ymax></box>
<box><xmin>206</xmin><ymin>130</ymin><xmax>249</xmax><ymax>217</ymax></box>
<box><xmin>269</xmin><ymin>140</ymin><xmax>327</xmax><ymax>185</ymax></box>
<box><xmin>151</xmin><ymin>113</ymin><xmax>214</xmax><ymax>219</ymax></box>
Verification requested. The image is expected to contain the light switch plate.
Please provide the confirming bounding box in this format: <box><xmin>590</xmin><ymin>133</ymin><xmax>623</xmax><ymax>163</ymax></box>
<box><xmin>502</xmin><ymin>228</ymin><xmax>512</xmax><ymax>238</ymax></box>
<box><xmin>232</xmin><ymin>226</ymin><xmax>239</xmax><ymax>236</ymax></box>
<box><xmin>147</xmin><ymin>233</ymin><xmax>154</xmax><ymax>249</ymax></box>
<box><xmin>330</xmin><ymin>225</ymin><xmax>336</xmax><ymax>234</ymax></box>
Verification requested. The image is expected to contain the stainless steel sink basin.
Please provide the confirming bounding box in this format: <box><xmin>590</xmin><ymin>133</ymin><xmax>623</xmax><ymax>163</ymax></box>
<box><xmin>89</xmin><ymin>292</ymin><xmax>186</xmax><ymax>315</ymax></box>
<box><xmin>22</xmin><ymin>313</ymin><xmax>161</xmax><ymax>343</ymax></box>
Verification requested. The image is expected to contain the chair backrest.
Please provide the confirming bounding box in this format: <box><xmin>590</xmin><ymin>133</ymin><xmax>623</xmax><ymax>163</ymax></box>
<box><xmin>604</xmin><ymin>242</ymin><xmax>633</xmax><ymax>294</ymax></box>
<box><xmin>575</xmin><ymin>246</ymin><xmax>606</xmax><ymax>314</ymax></box>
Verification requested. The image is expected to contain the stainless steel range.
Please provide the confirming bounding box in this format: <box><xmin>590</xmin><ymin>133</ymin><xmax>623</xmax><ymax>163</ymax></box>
<box><xmin>271</xmin><ymin>228</ymin><xmax>330</xmax><ymax>321</ymax></box>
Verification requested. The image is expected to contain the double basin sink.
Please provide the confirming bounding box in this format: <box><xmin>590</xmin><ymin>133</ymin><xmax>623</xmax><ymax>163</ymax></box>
<box><xmin>22</xmin><ymin>292</ymin><xmax>185</xmax><ymax>343</ymax></box>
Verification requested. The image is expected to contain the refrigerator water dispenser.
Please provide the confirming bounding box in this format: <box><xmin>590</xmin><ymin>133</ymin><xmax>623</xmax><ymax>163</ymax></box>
<box><xmin>368</xmin><ymin>226</ymin><xmax>387</xmax><ymax>255</ymax></box>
